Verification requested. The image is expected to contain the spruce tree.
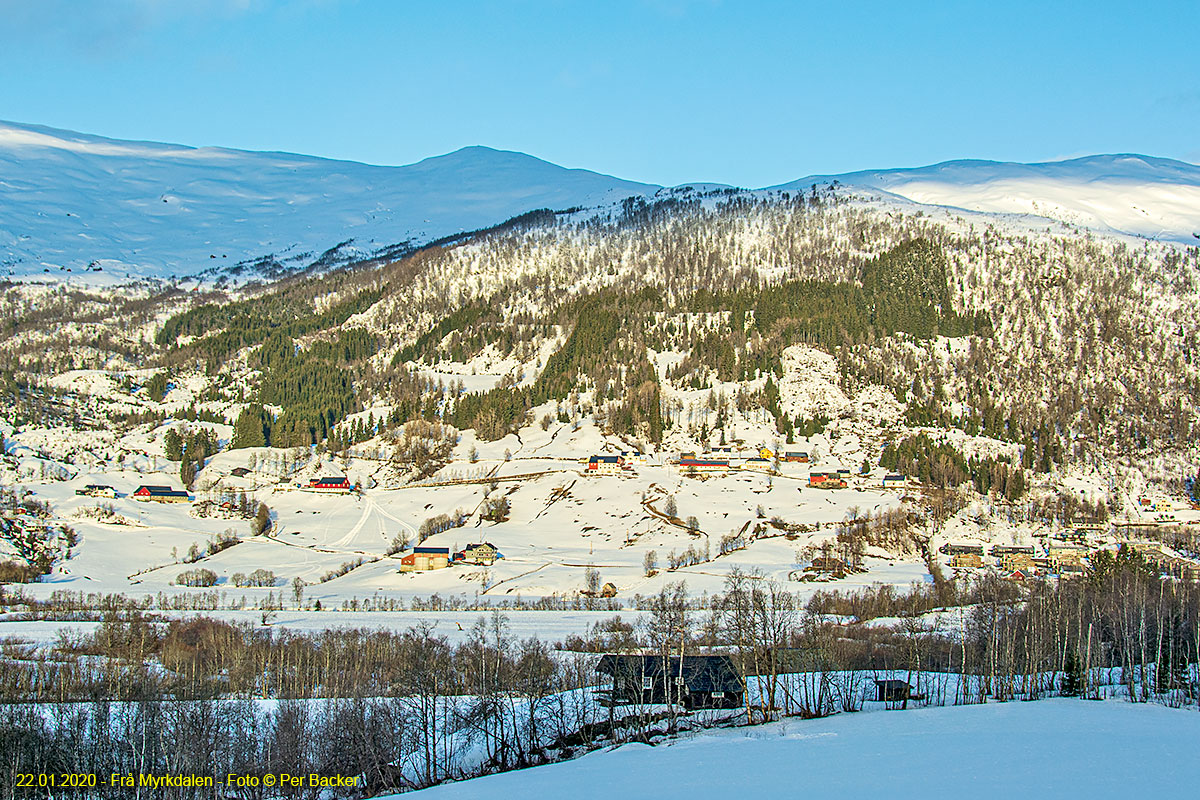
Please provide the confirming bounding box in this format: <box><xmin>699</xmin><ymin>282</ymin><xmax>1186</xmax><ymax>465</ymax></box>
<box><xmin>1061</xmin><ymin>650</ymin><xmax>1084</xmax><ymax>697</ymax></box>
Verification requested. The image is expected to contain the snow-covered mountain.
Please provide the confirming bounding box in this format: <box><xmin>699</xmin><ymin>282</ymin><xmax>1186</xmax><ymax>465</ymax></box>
<box><xmin>0</xmin><ymin>120</ymin><xmax>659</xmax><ymax>283</ymax></box>
<box><xmin>780</xmin><ymin>154</ymin><xmax>1200</xmax><ymax>244</ymax></box>
<box><xmin>3</xmin><ymin>119</ymin><xmax>1199</xmax><ymax>286</ymax></box>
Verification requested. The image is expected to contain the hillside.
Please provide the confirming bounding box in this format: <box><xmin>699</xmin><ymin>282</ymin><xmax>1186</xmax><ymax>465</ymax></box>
<box><xmin>1</xmin><ymin>123</ymin><xmax>1200</xmax><ymax>623</ymax></box>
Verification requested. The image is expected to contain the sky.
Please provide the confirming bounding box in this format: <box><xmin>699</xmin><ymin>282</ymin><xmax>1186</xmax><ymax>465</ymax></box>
<box><xmin>1</xmin><ymin>0</ymin><xmax>1198</xmax><ymax>188</ymax></box>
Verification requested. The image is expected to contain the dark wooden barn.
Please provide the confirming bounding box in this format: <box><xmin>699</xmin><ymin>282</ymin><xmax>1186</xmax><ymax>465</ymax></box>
<box><xmin>873</xmin><ymin>679</ymin><xmax>913</xmax><ymax>702</ymax></box>
<box><xmin>596</xmin><ymin>653</ymin><xmax>743</xmax><ymax>709</ymax></box>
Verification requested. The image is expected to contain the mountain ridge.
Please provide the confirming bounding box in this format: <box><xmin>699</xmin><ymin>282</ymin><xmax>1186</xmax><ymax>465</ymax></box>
<box><xmin>2</xmin><ymin>119</ymin><xmax>1198</xmax><ymax>286</ymax></box>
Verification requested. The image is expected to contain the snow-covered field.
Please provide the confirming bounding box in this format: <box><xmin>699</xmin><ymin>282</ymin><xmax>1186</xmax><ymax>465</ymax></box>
<box><xmin>403</xmin><ymin>699</ymin><xmax>1200</xmax><ymax>799</ymax></box>
<box><xmin>0</xmin><ymin>610</ymin><xmax>646</xmax><ymax>648</ymax></box>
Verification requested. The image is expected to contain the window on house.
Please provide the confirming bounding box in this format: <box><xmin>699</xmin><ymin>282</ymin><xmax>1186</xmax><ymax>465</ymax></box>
<box><xmin>642</xmin><ymin>676</ymin><xmax>653</xmax><ymax>690</ymax></box>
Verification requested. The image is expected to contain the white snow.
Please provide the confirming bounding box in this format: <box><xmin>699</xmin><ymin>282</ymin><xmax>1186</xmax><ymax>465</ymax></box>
<box><xmin>781</xmin><ymin>154</ymin><xmax>1200</xmax><ymax>244</ymax></box>
<box><xmin>397</xmin><ymin>698</ymin><xmax>1200</xmax><ymax>799</ymax></box>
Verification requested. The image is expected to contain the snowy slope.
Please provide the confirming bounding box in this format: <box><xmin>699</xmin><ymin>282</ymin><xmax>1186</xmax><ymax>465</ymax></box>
<box><xmin>782</xmin><ymin>154</ymin><xmax>1200</xmax><ymax>243</ymax></box>
<box><xmin>401</xmin><ymin>699</ymin><xmax>1199</xmax><ymax>800</ymax></box>
<box><xmin>0</xmin><ymin>120</ymin><xmax>658</xmax><ymax>283</ymax></box>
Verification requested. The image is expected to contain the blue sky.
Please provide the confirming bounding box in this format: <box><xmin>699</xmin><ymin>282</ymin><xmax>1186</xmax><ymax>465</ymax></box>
<box><xmin>1</xmin><ymin>0</ymin><xmax>1197</xmax><ymax>187</ymax></box>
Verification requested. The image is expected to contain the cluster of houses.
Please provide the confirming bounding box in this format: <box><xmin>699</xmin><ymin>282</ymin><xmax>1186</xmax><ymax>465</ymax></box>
<box><xmin>1128</xmin><ymin>541</ymin><xmax>1200</xmax><ymax>581</ymax></box>
<box><xmin>399</xmin><ymin>541</ymin><xmax>501</xmax><ymax>573</ymax></box>
<box><xmin>944</xmin><ymin>542</ymin><xmax>1081</xmax><ymax>578</ymax></box>
<box><xmin>584</xmin><ymin>451</ymin><xmax>648</xmax><ymax>475</ymax></box>
<box><xmin>674</xmin><ymin>447</ymin><xmax>783</xmax><ymax>477</ymax></box>
<box><xmin>944</xmin><ymin>537</ymin><xmax>1200</xmax><ymax>582</ymax></box>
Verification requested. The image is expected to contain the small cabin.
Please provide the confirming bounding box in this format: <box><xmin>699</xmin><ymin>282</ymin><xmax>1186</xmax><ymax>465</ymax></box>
<box><xmin>873</xmin><ymin>679</ymin><xmax>913</xmax><ymax>702</ymax></box>
<box><xmin>230</xmin><ymin>467</ymin><xmax>251</xmax><ymax>478</ymax></box>
<box><xmin>596</xmin><ymin>654</ymin><xmax>743</xmax><ymax>709</ymax></box>
<box><xmin>882</xmin><ymin>474</ymin><xmax>906</xmax><ymax>488</ymax></box>
<box><xmin>600</xmin><ymin>581</ymin><xmax>618</xmax><ymax>598</ymax></box>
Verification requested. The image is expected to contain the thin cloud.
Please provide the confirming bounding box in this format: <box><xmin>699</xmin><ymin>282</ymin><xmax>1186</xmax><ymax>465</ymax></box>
<box><xmin>0</xmin><ymin>0</ymin><xmax>264</xmax><ymax>57</ymax></box>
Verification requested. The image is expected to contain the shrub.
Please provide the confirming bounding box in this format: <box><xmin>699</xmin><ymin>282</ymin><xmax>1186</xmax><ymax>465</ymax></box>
<box><xmin>0</xmin><ymin>559</ymin><xmax>38</xmax><ymax>583</ymax></box>
<box><xmin>231</xmin><ymin>569</ymin><xmax>276</xmax><ymax>587</ymax></box>
<box><xmin>320</xmin><ymin>558</ymin><xmax>365</xmax><ymax>583</ymax></box>
<box><xmin>175</xmin><ymin>568</ymin><xmax>218</xmax><ymax>587</ymax></box>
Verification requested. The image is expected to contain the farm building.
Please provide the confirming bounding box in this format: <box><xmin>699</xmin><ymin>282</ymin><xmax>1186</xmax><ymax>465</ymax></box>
<box><xmin>808</xmin><ymin>556</ymin><xmax>849</xmax><ymax>575</ymax></box>
<box><xmin>132</xmin><ymin>485</ymin><xmax>189</xmax><ymax>503</ymax></box>
<box><xmin>76</xmin><ymin>484</ymin><xmax>117</xmax><ymax>498</ymax></box>
<box><xmin>454</xmin><ymin>542</ymin><xmax>501</xmax><ymax>565</ymax></box>
<box><xmin>307</xmin><ymin>476</ymin><xmax>353</xmax><ymax>493</ymax></box>
<box><xmin>882</xmin><ymin>474</ymin><xmax>906</xmax><ymax>488</ymax></box>
<box><xmin>808</xmin><ymin>472</ymin><xmax>846</xmax><ymax>489</ymax></box>
<box><xmin>873</xmin><ymin>679</ymin><xmax>914</xmax><ymax>702</ymax></box>
<box><xmin>400</xmin><ymin>547</ymin><xmax>450</xmax><ymax>572</ymax></box>
<box><xmin>743</xmin><ymin>457</ymin><xmax>773</xmax><ymax>472</ymax></box>
<box><xmin>230</xmin><ymin>467</ymin><xmax>251</xmax><ymax>478</ymax></box>
<box><xmin>596</xmin><ymin>654</ymin><xmax>743</xmax><ymax>709</ymax></box>
<box><xmin>586</xmin><ymin>455</ymin><xmax>625</xmax><ymax>475</ymax></box>
<box><xmin>783</xmin><ymin>451</ymin><xmax>809</xmax><ymax>463</ymax></box>
<box><xmin>680</xmin><ymin>458</ymin><xmax>731</xmax><ymax>474</ymax></box>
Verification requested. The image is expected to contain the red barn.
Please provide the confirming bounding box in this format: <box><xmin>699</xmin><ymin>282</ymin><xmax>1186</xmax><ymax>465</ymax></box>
<box><xmin>132</xmin><ymin>485</ymin><xmax>190</xmax><ymax>503</ymax></box>
<box><xmin>307</xmin><ymin>476</ymin><xmax>352</xmax><ymax>493</ymax></box>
